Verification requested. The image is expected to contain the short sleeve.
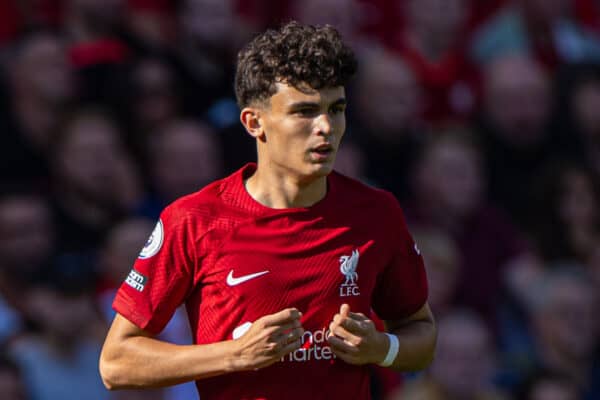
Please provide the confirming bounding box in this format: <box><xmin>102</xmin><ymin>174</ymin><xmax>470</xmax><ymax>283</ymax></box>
<box><xmin>372</xmin><ymin>194</ymin><xmax>428</xmax><ymax>320</ymax></box>
<box><xmin>113</xmin><ymin>204</ymin><xmax>196</xmax><ymax>334</ymax></box>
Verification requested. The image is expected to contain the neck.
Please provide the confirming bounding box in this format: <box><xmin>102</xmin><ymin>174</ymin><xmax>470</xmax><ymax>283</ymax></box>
<box><xmin>245</xmin><ymin>163</ymin><xmax>328</xmax><ymax>209</ymax></box>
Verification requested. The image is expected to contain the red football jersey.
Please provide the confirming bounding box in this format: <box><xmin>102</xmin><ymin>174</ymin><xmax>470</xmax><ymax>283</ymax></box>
<box><xmin>113</xmin><ymin>163</ymin><xmax>428</xmax><ymax>400</ymax></box>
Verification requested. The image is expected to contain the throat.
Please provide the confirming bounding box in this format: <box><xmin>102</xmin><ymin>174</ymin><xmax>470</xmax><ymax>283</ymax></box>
<box><xmin>244</xmin><ymin>168</ymin><xmax>328</xmax><ymax>209</ymax></box>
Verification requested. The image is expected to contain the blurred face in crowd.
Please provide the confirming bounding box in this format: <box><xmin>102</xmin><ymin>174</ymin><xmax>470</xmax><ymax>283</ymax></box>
<box><xmin>527</xmin><ymin>379</ymin><xmax>579</xmax><ymax>400</ymax></box>
<box><xmin>133</xmin><ymin>58</ymin><xmax>179</xmax><ymax>129</ymax></box>
<box><xmin>536</xmin><ymin>276</ymin><xmax>598</xmax><ymax>360</ymax></box>
<box><xmin>519</xmin><ymin>0</ymin><xmax>569</xmax><ymax>24</ymax></box>
<box><xmin>405</xmin><ymin>0</ymin><xmax>467</xmax><ymax>42</ymax></box>
<box><xmin>572</xmin><ymin>79</ymin><xmax>600</xmax><ymax>142</ymax></box>
<box><xmin>151</xmin><ymin>120</ymin><xmax>223</xmax><ymax>201</ymax></box>
<box><xmin>417</xmin><ymin>137</ymin><xmax>483</xmax><ymax>218</ymax></box>
<box><xmin>0</xmin><ymin>196</ymin><xmax>54</xmax><ymax>275</ymax></box>
<box><xmin>292</xmin><ymin>0</ymin><xmax>361</xmax><ymax>43</ymax></box>
<box><xmin>27</xmin><ymin>288</ymin><xmax>96</xmax><ymax>341</ymax></box>
<box><xmin>12</xmin><ymin>33</ymin><xmax>73</xmax><ymax>103</ymax></box>
<box><xmin>484</xmin><ymin>55</ymin><xmax>551</xmax><ymax>147</ymax></box>
<box><xmin>557</xmin><ymin>168</ymin><xmax>598</xmax><ymax>230</ymax></box>
<box><xmin>355</xmin><ymin>51</ymin><xmax>421</xmax><ymax>138</ymax></box>
<box><xmin>70</xmin><ymin>0</ymin><xmax>125</xmax><ymax>30</ymax></box>
<box><xmin>430</xmin><ymin>312</ymin><xmax>495</xmax><ymax>398</ymax></box>
<box><xmin>180</xmin><ymin>0</ymin><xmax>236</xmax><ymax>48</ymax></box>
<box><xmin>413</xmin><ymin>230</ymin><xmax>459</xmax><ymax>314</ymax></box>
<box><xmin>0</xmin><ymin>367</ymin><xmax>27</xmax><ymax>400</ymax></box>
<box><xmin>56</xmin><ymin>113</ymin><xmax>140</xmax><ymax>207</ymax></box>
<box><xmin>102</xmin><ymin>218</ymin><xmax>154</xmax><ymax>285</ymax></box>
<box><xmin>334</xmin><ymin>141</ymin><xmax>367</xmax><ymax>181</ymax></box>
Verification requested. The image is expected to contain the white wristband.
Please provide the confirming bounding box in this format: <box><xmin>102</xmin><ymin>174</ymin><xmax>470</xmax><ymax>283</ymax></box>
<box><xmin>378</xmin><ymin>333</ymin><xmax>399</xmax><ymax>367</ymax></box>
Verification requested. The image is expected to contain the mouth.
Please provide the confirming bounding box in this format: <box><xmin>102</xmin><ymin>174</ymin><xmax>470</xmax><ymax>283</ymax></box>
<box><xmin>310</xmin><ymin>144</ymin><xmax>334</xmax><ymax>158</ymax></box>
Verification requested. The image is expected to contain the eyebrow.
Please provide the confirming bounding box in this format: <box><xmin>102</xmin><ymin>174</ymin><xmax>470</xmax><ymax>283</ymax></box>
<box><xmin>288</xmin><ymin>97</ymin><xmax>347</xmax><ymax>110</ymax></box>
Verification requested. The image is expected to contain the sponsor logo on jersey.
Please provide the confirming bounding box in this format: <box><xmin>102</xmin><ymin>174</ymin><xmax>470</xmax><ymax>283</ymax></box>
<box><xmin>230</xmin><ymin>322</ymin><xmax>337</xmax><ymax>363</ymax></box>
<box><xmin>226</xmin><ymin>270</ymin><xmax>270</xmax><ymax>286</ymax></box>
<box><xmin>339</xmin><ymin>249</ymin><xmax>360</xmax><ymax>297</ymax></box>
<box><xmin>281</xmin><ymin>327</ymin><xmax>337</xmax><ymax>362</ymax></box>
<box><xmin>125</xmin><ymin>268</ymin><xmax>148</xmax><ymax>291</ymax></box>
<box><xmin>138</xmin><ymin>219</ymin><xmax>164</xmax><ymax>259</ymax></box>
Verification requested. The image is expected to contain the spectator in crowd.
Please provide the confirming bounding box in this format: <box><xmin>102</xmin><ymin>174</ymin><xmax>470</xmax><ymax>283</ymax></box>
<box><xmin>97</xmin><ymin>217</ymin><xmax>154</xmax><ymax>320</ymax></box>
<box><xmin>555</xmin><ymin>63</ymin><xmax>600</xmax><ymax>176</ymax></box>
<box><xmin>288</xmin><ymin>0</ymin><xmax>373</xmax><ymax>50</ymax></box>
<box><xmin>51</xmin><ymin>108</ymin><xmax>142</xmax><ymax>256</ymax></box>
<box><xmin>173</xmin><ymin>0</ymin><xmax>248</xmax><ymax>122</ymax></box>
<box><xmin>524</xmin><ymin>269</ymin><xmax>600</xmax><ymax>399</ymax></box>
<box><xmin>0</xmin><ymin>30</ymin><xmax>74</xmax><ymax>187</ymax></box>
<box><xmin>0</xmin><ymin>354</ymin><xmax>28</xmax><ymax>400</ymax></box>
<box><xmin>515</xmin><ymin>370</ymin><xmax>580</xmax><ymax>400</ymax></box>
<box><xmin>477</xmin><ymin>54</ymin><xmax>555</xmax><ymax>226</ymax></box>
<box><xmin>9</xmin><ymin>283</ymin><xmax>108</xmax><ymax>400</ymax></box>
<box><xmin>125</xmin><ymin>0</ymin><xmax>177</xmax><ymax>49</ymax></box>
<box><xmin>350</xmin><ymin>48</ymin><xmax>424</xmax><ymax>201</ymax></box>
<box><xmin>407</xmin><ymin>130</ymin><xmax>529</xmax><ymax>322</ymax></box>
<box><xmin>528</xmin><ymin>162</ymin><xmax>600</xmax><ymax>265</ymax></box>
<box><xmin>125</xmin><ymin>56</ymin><xmax>182</xmax><ymax>141</ymax></box>
<box><xmin>0</xmin><ymin>193</ymin><xmax>55</xmax><ymax>323</ymax></box>
<box><xmin>333</xmin><ymin>139</ymin><xmax>372</xmax><ymax>185</ymax></box>
<box><xmin>64</xmin><ymin>0</ymin><xmax>139</xmax><ymax>110</ymax></box>
<box><xmin>390</xmin><ymin>309</ymin><xmax>507</xmax><ymax>400</ymax></box>
<box><xmin>471</xmin><ymin>0</ymin><xmax>600</xmax><ymax>69</ymax></box>
<box><xmin>391</xmin><ymin>0</ymin><xmax>478</xmax><ymax>123</ymax></box>
<box><xmin>139</xmin><ymin>119</ymin><xmax>223</xmax><ymax>219</ymax></box>
<box><xmin>411</xmin><ymin>229</ymin><xmax>460</xmax><ymax>318</ymax></box>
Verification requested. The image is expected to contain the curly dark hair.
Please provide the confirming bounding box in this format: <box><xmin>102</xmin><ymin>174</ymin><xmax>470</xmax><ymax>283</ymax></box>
<box><xmin>235</xmin><ymin>21</ymin><xmax>358</xmax><ymax>108</ymax></box>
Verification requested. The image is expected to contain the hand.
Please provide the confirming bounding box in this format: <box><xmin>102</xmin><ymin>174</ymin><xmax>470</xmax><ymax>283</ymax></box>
<box><xmin>231</xmin><ymin>308</ymin><xmax>304</xmax><ymax>371</ymax></box>
<box><xmin>326</xmin><ymin>304</ymin><xmax>389</xmax><ymax>365</ymax></box>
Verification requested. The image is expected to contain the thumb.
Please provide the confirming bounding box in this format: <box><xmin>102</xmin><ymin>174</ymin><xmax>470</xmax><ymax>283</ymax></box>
<box><xmin>340</xmin><ymin>303</ymin><xmax>350</xmax><ymax>318</ymax></box>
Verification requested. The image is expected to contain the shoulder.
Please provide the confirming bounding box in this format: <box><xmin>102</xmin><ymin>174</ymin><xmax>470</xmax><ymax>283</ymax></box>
<box><xmin>330</xmin><ymin>171</ymin><xmax>404</xmax><ymax>214</ymax></box>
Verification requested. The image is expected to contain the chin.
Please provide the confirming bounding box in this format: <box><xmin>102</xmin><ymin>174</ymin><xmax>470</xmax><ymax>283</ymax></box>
<box><xmin>312</xmin><ymin>160</ymin><xmax>335</xmax><ymax>175</ymax></box>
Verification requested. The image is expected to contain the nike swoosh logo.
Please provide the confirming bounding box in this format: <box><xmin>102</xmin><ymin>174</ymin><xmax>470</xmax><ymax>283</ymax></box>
<box><xmin>226</xmin><ymin>270</ymin><xmax>270</xmax><ymax>286</ymax></box>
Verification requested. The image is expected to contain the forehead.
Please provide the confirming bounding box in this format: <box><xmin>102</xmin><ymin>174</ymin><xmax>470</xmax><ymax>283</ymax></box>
<box><xmin>269</xmin><ymin>82</ymin><xmax>345</xmax><ymax>107</ymax></box>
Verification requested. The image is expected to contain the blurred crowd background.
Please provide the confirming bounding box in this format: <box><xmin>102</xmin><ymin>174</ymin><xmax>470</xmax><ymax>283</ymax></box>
<box><xmin>0</xmin><ymin>0</ymin><xmax>599</xmax><ymax>399</ymax></box>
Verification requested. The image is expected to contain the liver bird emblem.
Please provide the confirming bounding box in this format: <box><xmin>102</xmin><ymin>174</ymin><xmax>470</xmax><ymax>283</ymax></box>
<box><xmin>339</xmin><ymin>249</ymin><xmax>359</xmax><ymax>286</ymax></box>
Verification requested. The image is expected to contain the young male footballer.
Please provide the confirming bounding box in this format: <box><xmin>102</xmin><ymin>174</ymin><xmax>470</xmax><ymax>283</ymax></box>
<box><xmin>100</xmin><ymin>21</ymin><xmax>436</xmax><ymax>399</ymax></box>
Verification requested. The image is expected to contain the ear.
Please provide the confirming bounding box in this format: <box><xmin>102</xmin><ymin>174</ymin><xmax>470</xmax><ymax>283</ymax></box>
<box><xmin>240</xmin><ymin>107</ymin><xmax>265</xmax><ymax>140</ymax></box>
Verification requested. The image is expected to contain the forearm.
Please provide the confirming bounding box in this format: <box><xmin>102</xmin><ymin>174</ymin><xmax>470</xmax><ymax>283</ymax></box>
<box><xmin>100</xmin><ymin>334</ymin><xmax>236</xmax><ymax>389</ymax></box>
<box><xmin>385</xmin><ymin>318</ymin><xmax>436</xmax><ymax>371</ymax></box>
<box><xmin>383</xmin><ymin>304</ymin><xmax>437</xmax><ymax>371</ymax></box>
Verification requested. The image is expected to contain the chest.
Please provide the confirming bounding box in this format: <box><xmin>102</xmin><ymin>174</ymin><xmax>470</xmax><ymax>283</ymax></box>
<box><xmin>197</xmin><ymin>216</ymin><xmax>389</xmax><ymax>327</ymax></box>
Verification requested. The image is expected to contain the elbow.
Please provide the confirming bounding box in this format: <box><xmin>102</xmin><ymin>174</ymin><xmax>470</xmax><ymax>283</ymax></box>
<box><xmin>99</xmin><ymin>352</ymin><xmax>126</xmax><ymax>390</ymax></box>
<box><xmin>99</xmin><ymin>357</ymin><xmax>117</xmax><ymax>390</ymax></box>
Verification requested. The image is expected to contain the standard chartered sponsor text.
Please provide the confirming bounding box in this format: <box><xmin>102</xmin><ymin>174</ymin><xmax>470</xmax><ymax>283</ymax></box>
<box><xmin>281</xmin><ymin>327</ymin><xmax>336</xmax><ymax>362</ymax></box>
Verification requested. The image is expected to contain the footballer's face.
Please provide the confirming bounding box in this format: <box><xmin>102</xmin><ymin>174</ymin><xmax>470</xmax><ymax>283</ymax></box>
<box><xmin>253</xmin><ymin>83</ymin><xmax>347</xmax><ymax>182</ymax></box>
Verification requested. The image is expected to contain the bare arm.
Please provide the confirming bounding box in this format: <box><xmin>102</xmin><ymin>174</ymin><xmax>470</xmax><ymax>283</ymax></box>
<box><xmin>327</xmin><ymin>303</ymin><xmax>436</xmax><ymax>371</ymax></box>
<box><xmin>99</xmin><ymin>309</ymin><xmax>304</xmax><ymax>390</ymax></box>
<box><xmin>383</xmin><ymin>303</ymin><xmax>437</xmax><ymax>370</ymax></box>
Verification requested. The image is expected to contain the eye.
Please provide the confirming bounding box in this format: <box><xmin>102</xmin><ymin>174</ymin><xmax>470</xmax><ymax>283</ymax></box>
<box><xmin>330</xmin><ymin>105</ymin><xmax>346</xmax><ymax>114</ymax></box>
<box><xmin>294</xmin><ymin>107</ymin><xmax>319</xmax><ymax>117</ymax></box>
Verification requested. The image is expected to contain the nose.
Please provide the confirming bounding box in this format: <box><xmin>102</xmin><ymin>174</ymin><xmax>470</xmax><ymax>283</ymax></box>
<box><xmin>314</xmin><ymin>113</ymin><xmax>332</xmax><ymax>136</ymax></box>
